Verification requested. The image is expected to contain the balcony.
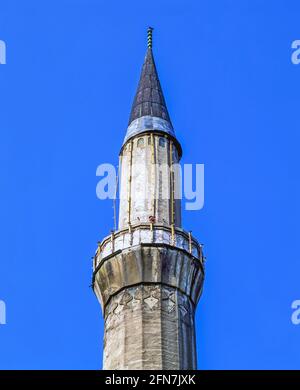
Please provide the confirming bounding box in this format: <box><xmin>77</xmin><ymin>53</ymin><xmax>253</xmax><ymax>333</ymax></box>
<box><xmin>93</xmin><ymin>223</ymin><xmax>204</xmax><ymax>271</ymax></box>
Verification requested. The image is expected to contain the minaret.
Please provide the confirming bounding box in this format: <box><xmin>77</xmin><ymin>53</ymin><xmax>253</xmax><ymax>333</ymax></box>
<box><xmin>93</xmin><ymin>28</ymin><xmax>204</xmax><ymax>370</ymax></box>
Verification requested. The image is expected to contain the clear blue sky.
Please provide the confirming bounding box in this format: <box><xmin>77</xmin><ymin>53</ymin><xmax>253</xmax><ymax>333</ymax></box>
<box><xmin>0</xmin><ymin>0</ymin><xmax>299</xmax><ymax>369</ymax></box>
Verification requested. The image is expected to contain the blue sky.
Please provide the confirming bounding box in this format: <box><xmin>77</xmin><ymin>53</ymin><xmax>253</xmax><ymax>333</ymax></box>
<box><xmin>0</xmin><ymin>0</ymin><xmax>300</xmax><ymax>369</ymax></box>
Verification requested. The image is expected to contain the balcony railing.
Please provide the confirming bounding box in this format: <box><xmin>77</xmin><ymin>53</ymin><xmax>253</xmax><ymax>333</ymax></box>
<box><xmin>93</xmin><ymin>223</ymin><xmax>204</xmax><ymax>270</ymax></box>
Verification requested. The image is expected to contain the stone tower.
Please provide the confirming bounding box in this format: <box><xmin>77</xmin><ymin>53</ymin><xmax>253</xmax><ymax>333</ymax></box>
<box><xmin>92</xmin><ymin>28</ymin><xmax>204</xmax><ymax>370</ymax></box>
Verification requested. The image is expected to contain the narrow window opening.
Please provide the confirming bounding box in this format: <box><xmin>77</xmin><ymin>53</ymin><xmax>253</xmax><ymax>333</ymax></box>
<box><xmin>159</xmin><ymin>138</ymin><xmax>165</xmax><ymax>147</ymax></box>
<box><xmin>137</xmin><ymin>138</ymin><xmax>144</xmax><ymax>147</ymax></box>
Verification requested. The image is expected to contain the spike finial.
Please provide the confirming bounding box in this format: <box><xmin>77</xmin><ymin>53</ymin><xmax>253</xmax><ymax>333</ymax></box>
<box><xmin>147</xmin><ymin>27</ymin><xmax>154</xmax><ymax>48</ymax></box>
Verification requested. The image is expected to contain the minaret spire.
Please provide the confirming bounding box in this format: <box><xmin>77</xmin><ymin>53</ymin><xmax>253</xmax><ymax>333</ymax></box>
<box><xmin>128</xmin><ymin>28</ymin><xmax>171</xmax><ymax>126</ymax></box>
<box><xmin>124</xmin><ymin>28</ymin><xmax>177</xmax><ymax>146</ymax></box>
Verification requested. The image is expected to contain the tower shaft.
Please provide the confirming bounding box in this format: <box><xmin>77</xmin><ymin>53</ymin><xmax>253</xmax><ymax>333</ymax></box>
<box><xmin>118</xmin><ymin>133</ymin><xmax>181</xmax><ymax>229</ymax></box>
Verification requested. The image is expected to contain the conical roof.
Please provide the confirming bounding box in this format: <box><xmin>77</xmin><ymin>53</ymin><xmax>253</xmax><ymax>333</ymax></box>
<box><xmin>128</xmin><ymin>47</ymin><xmax>172</xmax><ymax>127</ymax></box>
<box><xmin>123</xmin><ymin>28</ymin><xmax>177</xmax><ymax>146</ymax></box>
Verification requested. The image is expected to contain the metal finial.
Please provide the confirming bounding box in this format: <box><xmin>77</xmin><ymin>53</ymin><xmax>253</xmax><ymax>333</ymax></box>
<box><xmin>147</xmin><ymin>27</ymin><xmax>154</xmax><ymax>48</ymax></box>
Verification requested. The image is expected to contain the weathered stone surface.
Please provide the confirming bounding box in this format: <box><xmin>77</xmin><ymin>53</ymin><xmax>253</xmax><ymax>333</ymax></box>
<box><xmin>93</xmin><ymin>245</ymin><xmax>204</xmax><ymax>310</ymax></box>
<box><xmin>103</xmin><ymin>284</ymin><xmax>196</xmax><ymax>370</ymax></box>
<box><xmin>118</xmin><ymin>132</ymin><xmax>181</xmax><ymax>229</ymax></box>
<box><xmin>96</xmin><ymin>224</ymin><xmax>202</xmax><ymax>263</ymax></box>
<box><xmin>93</xmin><ymin>244</ymin><xmax>204</xmax><ymax>370</ymax></box>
